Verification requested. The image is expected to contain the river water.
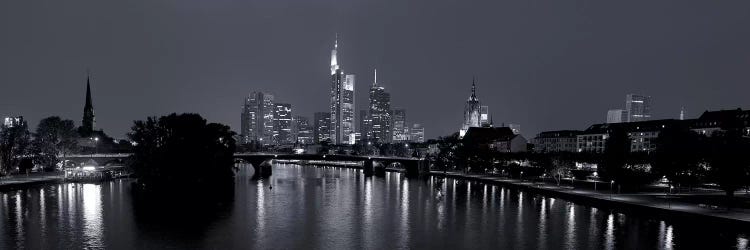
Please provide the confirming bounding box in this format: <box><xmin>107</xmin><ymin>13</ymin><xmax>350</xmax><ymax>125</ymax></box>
<box><xmin>0</xmin><ymin>163</ymin><xmax>747</xmax><ymax>249</ymax></box>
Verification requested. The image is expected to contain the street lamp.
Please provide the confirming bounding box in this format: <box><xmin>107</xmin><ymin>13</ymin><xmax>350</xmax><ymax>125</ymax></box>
<box><xmin>520</xmin><ymin>171</ymin><xmax>524</xmax><ymax>182</ymax></box>
<box><xmin>668</xmin><ymin>185</ymin><xmax>674</xmax><ymax>208</ymax></box>
<box><xmin>610</xmin><ymin>180</ymin><xmax>615</xmax><ymax>199</ymax></box>
<box><xmin>93</xmin><ymin>137</ymin><xmax>99</xmax><ymax>155</ymax></box>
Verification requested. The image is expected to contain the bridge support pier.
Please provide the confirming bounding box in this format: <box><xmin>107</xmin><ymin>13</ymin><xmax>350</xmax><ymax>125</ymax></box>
<box><xmin>363</xmin><ymin>159</ymin><xmax>374</xmax><ymax>176</ymax></box>
<box><xmin>248</xmin><ymin>158</ymin><xmax>273</xmax><ymax>178</ymax></box>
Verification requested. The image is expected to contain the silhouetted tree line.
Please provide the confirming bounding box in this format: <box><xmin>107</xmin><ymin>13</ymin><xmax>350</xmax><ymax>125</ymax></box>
<box><xmin>429</xmin><ymin>120</ymin><xmax>750</xmax><ymax>200</ymax></box>
<box><xmin>128</xmin><ymin>113</ymin><xmax>236</xmax><ymax>186</ymax></box>
<box><xmin>0</xmin><ymin>116</ymin><xmax>135</xmax><ymax>175</ymax></box>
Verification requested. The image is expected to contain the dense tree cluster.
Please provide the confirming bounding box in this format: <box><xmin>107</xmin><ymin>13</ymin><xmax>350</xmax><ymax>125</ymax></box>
<box><xmin>31</xmin><ymin>117</ymin><xmax>78</xmax><ymax>171</ymax></box>
<box><xmin>129</xmin><ymin>113</ymin><xmax>236</xmax><ymax>185</ymax></box>
<box><xmin>0</xmin><ymin>122</ymin><xmax>31</xmax><ymax>175</ymax></box>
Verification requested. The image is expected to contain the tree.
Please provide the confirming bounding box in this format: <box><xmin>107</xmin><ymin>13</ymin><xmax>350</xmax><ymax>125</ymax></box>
<box><xmin>598</xmin><ymin>128</ymin><xmax>630</xmax><ymax>184</ymax></box>
<box><xmin>651</xmin><ymin>125</ymin><xmax>706</xmax><ymax>189</ymax></box>
<box><xmin>129</xmin><ymin>113</ymin><xmax>236</xmax><ymax>186</ymax></box>
<box><xmin>434</xmin><ymin>133</ymin><xmax>460</xmax><ymax>172</ymax></box>
<box><xmin>32</xmin><ymin>116</ymin><xmax>78</xmax><ymax>171</ymax></box>
<box><xmin>600</xmin><ymin>128</ymin><xmax>658</xmax><ymax>190</ymax></box>
<box><xmin>0</xmin><ymin>122</ymin><xmax>32</xmax><ymax>175</ymax></box>
<box><xmin>707</xmin><ymin>120</ymin><xmax>750</xmax><ymax>204</ymax></box>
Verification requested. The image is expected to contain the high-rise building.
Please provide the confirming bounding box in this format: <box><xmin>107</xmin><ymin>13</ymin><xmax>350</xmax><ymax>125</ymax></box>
<box><xmin>410</xmin><ymin>123</ymin><xmax>425</xmax><ymax>143</ymax></box>
<box><xmin>480</xmin><ymin>106</ymin><xmax>490</xmax><ymax>127</ymax></box>
<box><xmin>328</xmin><ymin>37</ymin><xmax>356</xmax><ymax>144</ymax></box>
<box><xmin>329</xmin><ymin>38</ymin><xmax>355</xmax><ymax>144</ymax></box>
<box><xmin>607</xmin><ymin>109</ymin><xmax>627</xmax><ymax>123</ymax></box>
<box><xmin>293</xmin><ymin>116</ymin><xmax>313</xmax><ymax>144</ymax></box>
<box><xmin>625</xmin><ymin>94</ymin><xmax>652</xmax><ymax>122</ymax></box>
<box><xmin>273</xmin><ymin>103</ymin><xmax>293</xmax><ymax>145</ymax></box>
<box><xmin>369</xmin><ymin>69</ymin><xmax>392</xmax><ymax>144</ymax></box>
<box><xmin>392</xmin><ymin>108</ymin><xmax>409</xmax><ymax>142</ymax></box>
<box><xmin>680</xmin><ymin>107</ymin><xmax>686</xmax><ymax>120</ymax></box>
<box><xmin>314</xmin><ymin>112</ymin><xmax>331</xmax><ymax>143</ymax></box>
<box><xmin>359</xmin><ymin>110</ymin><xmax>372</xmax><ymax>142</ymax></box>
<box><xmin>81</xmin><ymin>76</ymin><xmax>96</xmax><ymax>135</ymax></box>
<box><xmin>241</xmin><ymin>91</ymin><xmax>275</xmax><ymax>144</ymax></box>
<box><xmin>460</xmin><ymin>78</ymin><xmax>482</xmax><ymax>138</ymax></box>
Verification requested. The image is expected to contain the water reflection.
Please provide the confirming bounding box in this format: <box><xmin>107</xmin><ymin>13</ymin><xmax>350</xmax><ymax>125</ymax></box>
<box><xmin>0</xmin><ymin>164</ymin><xmax>748</xmax><ymax>249</ymax></box>
<box><xmin>82</xmin><ymin>184</ymin><xmax>103</xmax><ymax>248</ymax></box>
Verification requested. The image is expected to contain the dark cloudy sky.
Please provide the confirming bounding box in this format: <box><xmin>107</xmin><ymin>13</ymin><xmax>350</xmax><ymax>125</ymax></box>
<box><xmin>2</xmin><ymin>0</ymin><xmax>749</xmax><ymax>139</ymax></box>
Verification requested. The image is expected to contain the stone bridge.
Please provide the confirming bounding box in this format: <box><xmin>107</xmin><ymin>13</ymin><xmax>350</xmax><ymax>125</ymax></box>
<box><xmin>233</xmin><ymin>153</ymin><xmax>429</xmax><ymax>178</ymax></box>
<box><xmin>62</xmin><ymin>153</ymin><xmax>430</xmax><ymax>178</ymax></box>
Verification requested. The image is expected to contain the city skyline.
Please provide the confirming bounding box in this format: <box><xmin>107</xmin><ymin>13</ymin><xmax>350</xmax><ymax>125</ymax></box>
<box><xmin>2</xmin><ymin>1</ymin><xmax>750</xmax><ymax>140</ymax></box>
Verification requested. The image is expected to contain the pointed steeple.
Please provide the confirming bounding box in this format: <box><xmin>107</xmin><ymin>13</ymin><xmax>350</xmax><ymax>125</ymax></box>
<box><xmin>85</xmin><ymin>77</ymin><xmax>92</xmax><ymax>110</ymax></box>
<box><xmin>82</xmin><ymin>72</ymin><xmax>95</xmax><ymax>134</ymax></box>
<box><xmin>469</xmin><ymin>76</ymin><xmax>478</xmax><ymax>101</ymax></box>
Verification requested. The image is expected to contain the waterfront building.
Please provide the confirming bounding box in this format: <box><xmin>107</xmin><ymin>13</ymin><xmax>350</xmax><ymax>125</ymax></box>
<box><xmin>313</xmin><ymin>112</ymin><xmax>331</xmax><ymax>143</ymax></box>
<box><xmin>607</xmin><ymin>109</ymin><xmax>627</xmax><ymax>123</ymax></box>
<box><xmin>369</xmin><ymin>69</ymin><xmax>392</xmax><ymax>144</ymax></box>
<box><xmin>410</xmin><ymin>123</ymin><xmax>425</xmax><ymax>143</ymax></box>
<box><xmin>577</xmin><ymin>119</ymin><xmax>682</xmax><ymax>153</ymax></box>
<box><xmin>328</xmin><ymin>37</ymin><xmax>356</xmax><ymax>144</ymax></box>
<box><xmin>459</xmin><ymin>78</ymin><xmax>483</xmax><ymax>138</ymax></box>
<box><xmin>690</xmin><ymin>108</ymin><xmax>750</xmax><ymax>137</ymax></box>
<box><xmin>533</xmin><ymin>130</ymin><xmax>581</xmax><ymax>153</ymax></box>
<box><xmin>625</xmin><ymin>94</ymin><xmax>652</xmax><ymax>122</ymax></box>
<box><xmin>392</xmin><ymin>108</ymin><xmax>409</xmax><ymax>142</ymax></box>
<box><xmin>293</xmin><ymin>116</ymin><xmax>314</xmax><ymax>144</ymax></box>
<box><xmin>462</xmin><ymin>127</ymin><xmax>526</xmax><ymax>153</ymax></box>
<box><xmin>241</xmin><ymin>91</ymin><xmax>275</xmax><ymax>144</ymax></box>
<box><xmin>273</xmin><ymin>103</ymin><xmax>293</xmax><ymax>145</ymax></box>
<box><xmin>3</xmin><ymin>116</ymin><xmax>24</xmax><ymax>128</ymax></box>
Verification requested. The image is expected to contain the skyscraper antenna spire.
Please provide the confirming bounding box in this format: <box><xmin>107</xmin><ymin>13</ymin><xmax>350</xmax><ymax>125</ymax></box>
<box><xmin>335</xmin><ymin>33</ymin><xmax>338</xmax><ymax>49</ymax></box>
<box><xmin>373</xmin><ymin>68</ymin><xmax>377</xmax><ymax>86</ymax></box>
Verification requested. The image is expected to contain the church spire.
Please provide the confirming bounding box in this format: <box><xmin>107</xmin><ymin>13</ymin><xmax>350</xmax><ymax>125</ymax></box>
<box><xmin>469</xmin><ymin>76</ymin><xmax>478</xmax><ymax>101</ymax></box>
<box><xmin>82</xmin><ymin>72</ymin><xmax>95</xmax><ymax>135</ymax></box>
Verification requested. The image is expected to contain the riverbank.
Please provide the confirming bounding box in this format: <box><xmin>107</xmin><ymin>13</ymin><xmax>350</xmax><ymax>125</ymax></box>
<box><xmin>0</xmin><ymin>172</ymin><xmax>64</xmax><ymax>191</ymax></box>
<box><xmin>428</xmin><ymin>170</ymin><xmax>750</xmax><ymax>227</ymax></box>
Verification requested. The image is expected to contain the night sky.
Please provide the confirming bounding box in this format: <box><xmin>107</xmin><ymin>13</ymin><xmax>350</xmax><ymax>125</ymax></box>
<box><xmin>2</xmin><ymin>0</ymin><xmax>749</xmax><ymax>139</ymax></box>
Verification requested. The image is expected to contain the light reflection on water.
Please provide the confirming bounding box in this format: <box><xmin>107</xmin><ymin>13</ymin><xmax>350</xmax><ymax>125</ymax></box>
<box><xmin>0</xmin><ymin>163</ymin><xmax>748</xmax><ymax>249</ymax></box>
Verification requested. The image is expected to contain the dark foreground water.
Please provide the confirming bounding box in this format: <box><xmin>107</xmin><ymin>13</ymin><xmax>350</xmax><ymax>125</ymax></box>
<box><xmin>1</xmin><ymin>164</ymin><xmax>748</xmax><ymax>249</ymax></box>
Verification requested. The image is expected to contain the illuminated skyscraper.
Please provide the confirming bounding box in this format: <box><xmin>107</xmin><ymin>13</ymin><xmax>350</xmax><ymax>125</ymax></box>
<box><xmin>314</xmin><ymin>112</ymin><xmax>331</xmax><ymax>143</ymax></box>
<box><xmin>273</xmin><ymin>103</ymin><xmax>293</xmax><ymax>145</ymax></box>
<box><xmin>328</xmin><ymin>36</ymin><xmax>356</xmax><ymax>144</ymax></box>
<box><xmin>625</xmin><ymin>94</ymin><xmax>652</xmax><ymax>122</ymax></box>
<box><xmin>241</xmin><ymin>91</ymin><xmax>275</xmax><ymax>144</ymax></box>
<box><xmin>369</xmin><ymin>69</ymin><xmax>392</xmax><ymax>144</ymax></box>
<box><xmin>392</xmin><ymin>108</ymin><xmax>409</xmax><ymax>142</ymax></box>
<box><xmin>293</xmin><ymin>116</ymin><xmax>313</xmax><ymax>144</ymax></box>
<box><xmin>410</xmin><ymin>123</ymin><xmax>425</xmax><ymax>143</ymax></box>
<box><xmin>480</xmin><ymin>106</ymin><xmax>489</xmax><ymax>127</ymax></box>
<box><xmin>607</xmin><ymin>109</ymin><xmax>627</xmax><ymax>123</ymax></box>
<box><xmin>359</xmin><ymin>110</ymin><xmax>372</xmax><ymax>141</ymax></box>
